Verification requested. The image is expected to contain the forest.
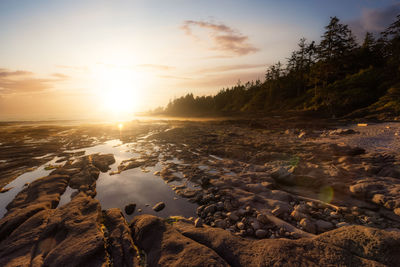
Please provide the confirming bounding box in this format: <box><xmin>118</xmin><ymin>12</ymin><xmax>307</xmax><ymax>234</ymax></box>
<box><xmin>154</xmin><ymin>15</ymin><xmax>400</xmax><ymax>119</ymax></box>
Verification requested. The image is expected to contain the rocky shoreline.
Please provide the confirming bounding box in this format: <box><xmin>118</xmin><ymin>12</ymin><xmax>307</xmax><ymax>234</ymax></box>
<box><xmin>0</xmin><ymin>117</ymin><xmax>400</xmax><ymax>266</ymax></box>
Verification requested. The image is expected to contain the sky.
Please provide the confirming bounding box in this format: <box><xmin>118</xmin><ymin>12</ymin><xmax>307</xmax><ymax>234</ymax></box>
<box><xmin>0</xmin><ymin>0</ymin><xmax>399</xmax><ymax>121</ymax></box>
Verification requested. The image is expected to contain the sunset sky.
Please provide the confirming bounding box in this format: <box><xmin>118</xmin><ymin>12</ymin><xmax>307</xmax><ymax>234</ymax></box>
<box><xmin>0</xmin><ymin>0</ymin><xmax>399</xmax><ymax>121</ymax></box>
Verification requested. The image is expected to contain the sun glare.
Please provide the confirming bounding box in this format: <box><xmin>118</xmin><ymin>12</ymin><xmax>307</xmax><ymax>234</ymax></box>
<box><xmin>92</xmin><ymin>65</ymin><xmax>144</xmax><ymax>114</ymax></box>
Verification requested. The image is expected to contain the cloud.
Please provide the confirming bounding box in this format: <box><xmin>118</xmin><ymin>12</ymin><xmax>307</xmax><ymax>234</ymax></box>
<box><xmin>182</xmin><ymin>20</ymin><xmax>259</xmax><ymax>56</ymax></box>
<box><xmin>51</xmin><ymin>73</ymin><xmax>70</xmax><ymax>79</ymax></box>
<box><xmin>158</xmin><ymin>74</ymin><xmax>192</xmax><ymax>80</ymax></box>
<box><xmin>0</xmin><ymin>69</ymin><xmax>33</xmax><ymax>78</ymax></box>
<box><xmin>348</xmin><ymin>3</ymin><xmax>400</xmax><ymax>41</ymax></box>
<box><xmin>199</xmin><ymin>64</ymin><xmax>265</xmax><ymax>74</ymax></box>
<box><xmin>137</xmin><ymin>64</ymin><xmax>175</xmax><ymax>71</ymax></box>
<box><xmin>0</xmin><ymin>68</ymin><xmax>69</xmax><ymax>95</ymax></box>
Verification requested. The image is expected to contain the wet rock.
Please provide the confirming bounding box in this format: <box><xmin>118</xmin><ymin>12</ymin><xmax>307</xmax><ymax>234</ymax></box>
<box><xmin>203</xmin><ymin>204</ymin><xmax>217</xmax><ymax>215</ymax></box>
<box><xmin>130</xmin><ymin>215</ymin><xmax>228</xmax><ymax>266</ymax></box>
<box><xmin>372</xmin><ymin>194</ymin><xmax>386</xmax><ymax>205</ymax></box>
<box><xmin>0</xmin><ymin>193</ymin><xmax>108</xmax><ymax>266</ymax></box>
<box><xmin>227</xmin><ymin>212</ymin><xmax>239</xmax><ymax>221</ymax></box>
<box><xmin>394</xmin><ymin>208</ymin><xmax>400</xmax><ymax>216</ymax></box>
<box><xmin>336</xmin><ymin>222</ymin><xmax>350</xmax><ymax>228</ymax></box>
<box><xmin>272</xmin><ymin>204</ymin><xmax>291</xmax><ymax>217</ymax></box>
<box><xmin>299</xmin><ymin>218</ymin><xmax>316</xmax><ymax>234</ymax></box>
<box><xmin>251</xmin><ymin>220</ymin><xmax>262</xmax><ymax>231</ymax></box>
<box><xmin>316</xmin><ymin>219</ymin><xmax>334</xmax><ymax>232</ymax></box>
<box><xmin>291</xmin><ymin>210</ymin><xmax>307</xmax><ymax>221</ymax></box>
<box><xmin>256</xmin><ymin>214</ymin><xmax>270</xmax><ymax>224</ymax></box>
<box><xmin>152</xmin><ymin>202</ymin><xmax>165</xmax><ymax>212</ymax></box>
<box><xmin>237</xmin><ymin>222</ymin><xmax>245</xmax><ymax>230</ymax></box>
<box><xmin>91</xmin><ymin>153</ymin><xmax>115</xmax><ymax>172</ymax></box>
<box><xmin>214</xmin><ymin>219</ymin><xmax>227</xmax><ymax>229</ymax></box>
<box><xmin>195</xmin><ymin>218</ymin><xmax>203</xmax><ymax>228</ymax></box>
<box><xmin>271</xmin><ymin>167</ymin><xmax>295</xmax><ymax>185</ymax></box>
<box><xmin>255</xmin><ymin>229</ymin><xmax>268</xmax><ymax>238</ymax></box>
<box><xmin>124</xmin><ymin>203</ymin><xmax>136</xmax><ymax>215</ymax></box>
<box><xmin>103</xmin><ymin>208</ymin><xmax>139</xmax><ymax>266</ymax></box>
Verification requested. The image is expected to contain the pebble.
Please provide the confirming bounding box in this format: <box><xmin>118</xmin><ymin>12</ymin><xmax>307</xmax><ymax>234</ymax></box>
<box><xmin>195</xmin><ymin>218</ymin><xmax>203</xmax><ymax>228</ymax></box>
<box><xmin>124</xmin><ymin>203</ymin><xmax>136</xmax><ymax>215</ymax></box>
<box><xmin>256</xmin><ymin>214</ymin><xmax>269</xmax><ymax>224</ymax></box>
<box><xmin>255</xmin><ymin>229</ymin><xmax>267</xmax><ymax>238</ymax></box>
<box><xmin>237</xmin><ymin>222</ymin><xmax>245</xmax><ymax>230</ymax></box>
<box><xmin>227</xmin><ymin>212</ymin><xmax>239</xmax><ymax>221</ymax></box>
<box><xmin>152</xmin><ymin>202</ymin><xmax>166</xmax><ymax>212</ymax></box>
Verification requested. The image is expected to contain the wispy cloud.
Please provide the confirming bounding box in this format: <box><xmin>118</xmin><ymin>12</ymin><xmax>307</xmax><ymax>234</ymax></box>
<box><xmin>137</xmin><ymin>64</ymin><xmax>175</xmax><ymax>71</ymax></box>
<box><xmin>51</xmin><ymin>73</ymin><xmax>70</xmax><ymax>79</ymax></box>
<box><xmin>0</xmin><ymin>68</ymin><xmax>69</xmax><ymax>95</ymax></box>
<box><xmin>158</xmin><ymin>74</ymin><xmax>192</xmax><ymax>80</ymax></box>
<box><xmin>0</xmin><ymin>69</ymin><xmax>33</xmax><ymax>78</ymax></box>
<box><xmin>348</xmin><ymin>3</ymin><xmax>400</xmax><ymax>40</ymax></box>
<box><xmin>182</xmin><ymin>20</ymin><xmax>259</xmax><ymax>56</ymax></box>
<box><xmin>199</xmin><ymin>64</ymin><xmax>265</xmax><ymax>74</ymax></box>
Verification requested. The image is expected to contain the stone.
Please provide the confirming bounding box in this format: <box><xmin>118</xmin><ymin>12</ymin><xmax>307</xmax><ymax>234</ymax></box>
<box><xmin>291</xmin><ymin>210</ymin><xmax>307</xmax><ymax>221</ymax></box>
<box><xmin>394</xmin><ymin>208</ymin><xmax>400</xmax><ymax>216</ymax></box>
<box><xmin>255</xmin><ymin>229</ymin><xmax>268</xmax><ymax>238</ymax></box>
<box><xmin>270</xmin><ymin>166</ymin><xmax>295</xmax><ymax>185</ymax></box>
<box><xmin>214</xmin><ymin>219</ymin><xmax>227</xmax><ymax>229</ymax></box>
<box><xmin>227</xmin><ymin>212</ymin><xmax>239</xmax><ymax>221</ymax></box>
<box><xmin>372</xmin><ymin>194</ymin><xmax>386</xmax><ymax>205</ymax></box>
<box><xmin>299</xmin><ymin>218</ymin><xmax>316</xmax><ymax>234</ymax></box>
<box><xmin>152</xmin><ymin>202</ymin><xmax>165</xmax><ymax>212</ymax></box>
<box><xmin>203</xmin><ymin>204</ymin><xmax>217</xmax><ymax>214</ymax></box>
<box><xmin>251</xmin><ymin>220</ymin><xmax>262</xmax><ymax>231</ymax></box>
<box><xmin>316</xmin><ymin>219</ymin><xmax>334</xmax><ymax>232</ymax></box>
<box><xmin>124</xmin><ymin>203</ymin><xmax>136</xmax><ymax>215</ymax></box>
<box><xmin>237</xmin><ymin>222</ymin><xmax>245</xmax><ymax>230</ymax></box>
<box><xmin>256</xmin><ymin>214</ymin><xmax>269</xmax><ymax>224</ymax></box>
<box><xmin>194</xmin><ymin>218</ymin><xmax>203</xmax><ymax>228</ymax></box>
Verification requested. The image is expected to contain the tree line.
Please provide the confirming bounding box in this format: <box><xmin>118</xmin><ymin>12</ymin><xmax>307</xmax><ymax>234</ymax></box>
<box><xmin>153</xmin><ymin>15</ymin><xmax>400</xmax><ymax>118</ymax></box>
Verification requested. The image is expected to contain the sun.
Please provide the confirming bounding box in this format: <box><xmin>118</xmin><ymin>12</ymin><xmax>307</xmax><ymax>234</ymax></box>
<box><xmin>91</xmin><ymin>65</ymin><xmax>144</xmax><ymax>114</ymax></box>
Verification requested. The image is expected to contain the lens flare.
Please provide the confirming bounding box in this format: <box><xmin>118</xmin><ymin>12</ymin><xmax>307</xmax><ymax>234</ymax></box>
<box><xmin>318</xmin><ymin>186</ymin><xmax>334</xmax><ymax>203</ymax></box>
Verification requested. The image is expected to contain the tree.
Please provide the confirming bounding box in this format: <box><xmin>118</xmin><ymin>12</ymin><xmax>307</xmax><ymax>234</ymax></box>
<box><xmin>318</xmin><ymin>16</ymin><xmax>357</xmax><ymax>61</ymax></box>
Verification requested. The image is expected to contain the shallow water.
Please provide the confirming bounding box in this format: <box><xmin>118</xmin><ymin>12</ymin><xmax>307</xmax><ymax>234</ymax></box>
<box><xmin>1</xmin><ymin>137</ymin><xmax>199</xmax><ymax>220</ymax></box>
<box><xmin>61</xmin><ymin>139</ymin><xmax>198</xmax><ymax>219</ymax></box>
<box><xmin>0</xmin><ymin>156</ymin><xmax>65</xmax><ymax>217</ymax></box>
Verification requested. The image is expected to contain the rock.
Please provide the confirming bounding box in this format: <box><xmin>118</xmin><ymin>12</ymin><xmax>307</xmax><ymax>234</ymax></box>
<box><xmin>394</xmin><ymin>208</ymin><xmax>400</xmax><ymax>216</ymax></box>
<box><xmin>290</xmin><ymin>210</ymin><xmax>307</xmax><ymax>221</ymax></box>
<box><xmin>347</xmin><ymin>147</ymin><xmax>365</xmax><ymax>156</ymax></box>
<box><xmin>152</xmin><ymin>202</ymin><xmax>165</xmax><ymax>212</ymax></box>
<box><xmin>336</xmin><ymin>222</ymin><xmax>350</xmax><ymax>228</ymax></box>
<box><xmin>0</xmin><ymin>193</ymin><xmax>109</xmax><ymax>266</ymax></box>
<box><xmin>256</xmin><ymin>214</ymin><xmax>270</xmax><ymax>224</ymax></box>
<box><xmin>237</xmin><ymin>222</ymin><xmax>245</xmax><ymax>230</ymax></box>
<box><xmin>372</xmin><ymin>194</ymin><xmax>386</xmax><ymax>205</ymax></box>
<box><xmin>214</xmin><ymin>219</ymin><xmax>227</xmax><ymax>229</ymax></box>
<box><xmin>103</xmin><ymin>208</ymin><xmax>139</xmax><ymax>266</ymax></box>
<box><xmin>124</xmin><ymin>203</ymin><xmax>136</xmax><ymax>215</ymax></box>
<box><xmin>251</xmin><ymin>220</ymin><xmax>262</xmax><ymax>231</ymax></box>
<box><xmin>91</xmin><ymin>153</ymin><xmax>115</xmax><ymax>172</ymax></box>
<box><xmin>194</xmin><ymin>218</ymin><xmax>203</xmax><ymax>228</ymax></box>
<box><xmin>227</xmin><ymin>212</ymin><xmax>239</xmax><ymax>221</ymax></box>
<box><xmin>255</xmin><ymin>229</ymin><xmax>268</xmax><ymax>238</ymax></box>
<box><xmin>203</xmin><ymin>204</ymin><xmax>217</xmax><ymax>215</ymax></box>
<box><xmin>316</xmin><ymin>219</ymin><xmax>334</xmax><ymax>232</ymax></box>
<box><xmin>299</xmin><ymin>218</ymin><xmax>316</xmax><ymax>234</ymax></box>
<box><xmin>272</xmin><ymin>204</ymin><xmax>291</xmax><ymax>217</ymax></box>
<box><xmin>298</xmin><ymin>131</ymin><xmax>307</xmax><ymax>138</ymax></box>
<box><xmin>270</xmin><ymin>166</ymin><xmax>295</xmax><ymax>185</ymax></box>
<box><xmin>128</xmin><ymin>214</ymin><xmax>400</xmax><ymax>266</ymax></box>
